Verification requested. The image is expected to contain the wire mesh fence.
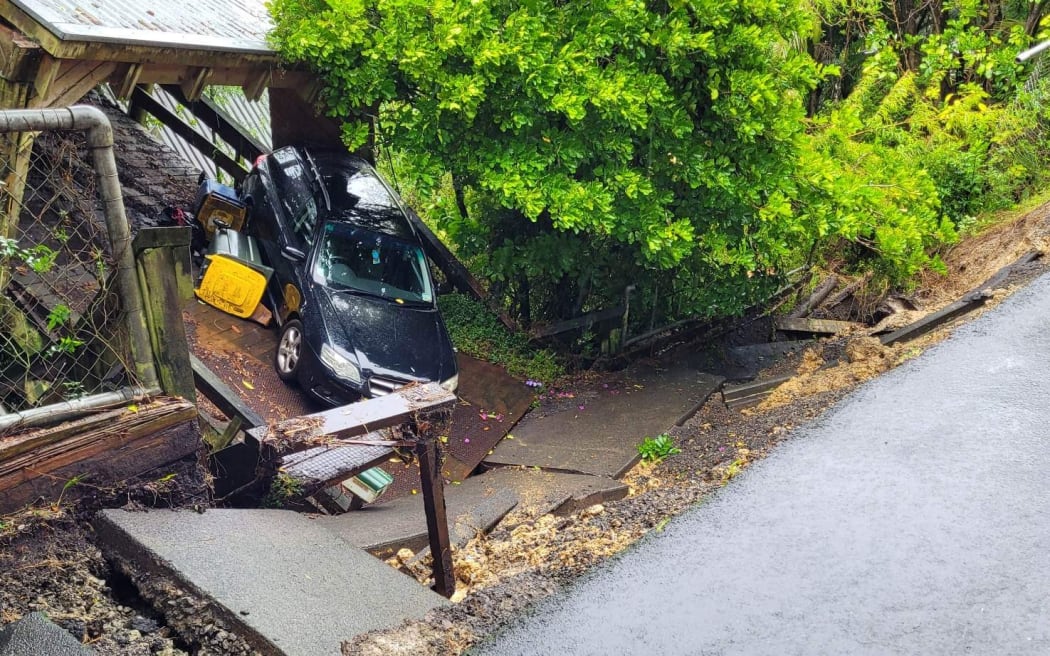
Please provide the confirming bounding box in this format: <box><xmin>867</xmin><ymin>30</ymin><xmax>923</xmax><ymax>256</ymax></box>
<box><xmin>0</xmin><ymin>129</ymin><xmax>139</xmax><ymax>416</ymax></box>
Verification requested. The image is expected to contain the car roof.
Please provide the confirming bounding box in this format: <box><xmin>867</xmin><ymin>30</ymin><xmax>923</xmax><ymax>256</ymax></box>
<box><xmin>268</xmin><ymin>145</ymin><xmax>417</xmax><ymax>240</ymax></box>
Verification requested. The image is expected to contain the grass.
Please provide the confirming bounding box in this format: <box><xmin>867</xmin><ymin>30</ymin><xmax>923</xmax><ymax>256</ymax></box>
<box><xmin>438</xmin><ymin>293</ymin><xmax>565</xmax><ymax>384</ymax></box>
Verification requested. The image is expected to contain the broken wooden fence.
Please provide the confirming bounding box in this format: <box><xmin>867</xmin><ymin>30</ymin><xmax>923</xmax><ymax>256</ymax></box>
<box><xmin>244</xmin><ymin>382</ymin><xmax>459</xmax><ymax>598</ymax></box>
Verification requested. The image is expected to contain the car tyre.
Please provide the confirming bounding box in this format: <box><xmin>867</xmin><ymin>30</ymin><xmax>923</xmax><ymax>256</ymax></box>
<box><xmin>275</xmin><ymin>319</ymin><xmax>304</xmax><ymax>383</ymax></box>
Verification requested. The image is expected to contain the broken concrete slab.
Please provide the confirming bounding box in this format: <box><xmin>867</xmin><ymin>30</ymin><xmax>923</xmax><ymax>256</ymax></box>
<box><xmin>476</xmin><ymin>467</ymin><xmax>629</xmax><ymax>518</ymax></box>
<box><xmin>484</xmin><ymin>366</ymin><xmax>723</xmax><ymax>478</ymax></box>
<box><xmin>775</xmin><ymin>317</ymin><xmax>863</xmax><ymax>336</ymax></box>
<box><xmin>0</xmin><ymin>612</ymin><xmax>92</xmax><ymax>656</ymax></box>
<box><xmin>320</xmin><ymin>473</ymin><xmax>520</xmax><ymax>557</ymax></box>
<box><xmin>94</xmin><ymin>508</ymin><xmax>446</xmax><ymax>656</ymax></box>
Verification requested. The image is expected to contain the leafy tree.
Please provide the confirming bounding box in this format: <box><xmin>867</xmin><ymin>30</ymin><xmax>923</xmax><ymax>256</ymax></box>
<box><xmin>270</xmin><ymin>0</ymin><xmax>842</xmax><ymax>323</ymax></box>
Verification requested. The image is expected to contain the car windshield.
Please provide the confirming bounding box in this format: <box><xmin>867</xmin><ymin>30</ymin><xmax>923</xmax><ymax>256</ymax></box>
<box><xmin>313</xmin><ymin>222</ymin><xmax>434</xmax><ymax>304</ymax></box>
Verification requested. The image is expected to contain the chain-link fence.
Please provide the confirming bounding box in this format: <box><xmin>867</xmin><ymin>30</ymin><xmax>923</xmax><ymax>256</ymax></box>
<box><xmin>0</xmin><ymin>127</ymin><xmax>140</xmax><ymax>418</ymax></box>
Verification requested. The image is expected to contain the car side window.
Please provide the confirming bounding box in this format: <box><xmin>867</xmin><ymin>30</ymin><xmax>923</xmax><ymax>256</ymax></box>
<box><xmin>244</xmin><ymin>172</ymin><xmax>278</xmax><ymax>243</ymax></box>
<box><xmin>271</xmin><ymin>156</ymin><xmax>318</xmax><ymax>250</ymax></box>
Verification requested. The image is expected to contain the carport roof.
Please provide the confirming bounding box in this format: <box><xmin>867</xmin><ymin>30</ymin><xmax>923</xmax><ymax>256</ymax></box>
<box><xmin>6</xmin><ymin>0</ymin><xmax>275</xmax><ymax>56</ymax></box>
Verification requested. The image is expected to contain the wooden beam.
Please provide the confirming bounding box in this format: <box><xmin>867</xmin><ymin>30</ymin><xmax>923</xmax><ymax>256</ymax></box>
<box><xmin>531</xmin><ymin>306</ymin><xmax>625</xmax><ymax>340</ymax></box>
<box><xmin>243</xmin><ymin>68</ymin><xmax>271</xmax><ymax>102</ymax></box>
<box><xmin>246</xmin><ymin>383</ymin><xmax>456</xmax><ymax>452</ymax></box>
<box><xmin>30</xmin><ymin>60</ymin><xmax>115</xmax><ymax>108</ymax></box>
<box><xmin>188</xmin><ymin>353</ymin><xmax>265</xmax><ymax>430</ymax></box>
<box><xmin>268</xmin><ymin>86</ymin><xmax>342</xmax><ymax>150</ymax></box>
<box><xmin>0</xmin><ymin>399</ymin><xmax>199</xmax><ymax>513</ymax></box>
<box><xmin>879</xmin><ymin>291</ymin><xmax>991</xmax><ymax>346</ymax></box>
<box><xmin>417</xmin><ymin>437</ymin><xmax>455</xmax><ymax>598</ymax></box>
<box><xmin>161</xmin><ymin>84</ymin><xmax>267</xmax><ymax>163</ymax></box>
<box><xmin>180</xmin><ymin>67</ymin><xmax>212</xmax><ymax>102</ymax></box>
<box><xmin>136</xmin><ymin>228</ymin><xmax>197</xmax><ymax>401</ymax></box>
<box><xmin>969</xmin><ymin>250</ymin><xmax>1042</xmax><ymax>294</ymax></box>
<box><xmin>113</xmin><ymin>62</ymin><xmax>143</xmax><ymax>100</ymax></box>
<box><xmin>826</xmin><ymin>272</ymin><xmax>872</xmax><ymax>308</ymax></box>
<box><xmin>130</xmin><ymin>85</ymin><xmax>247</xmax><ymax>182</ymax></box>
<box><xmin>402</xmin><ymin>206</ymin><xmax>516</xmax><ymax>330</ymax></box>
<box><xmin>776</xmin><ymin>317</ymin><xmax>864</xmax><ymax>335</ymax></box>
<box><xmin>788</xmin><ymin>275</ymin><xmax>839</xmax><ymax>319</ymax></box>
<box><xmin>30</xmin><ymin>52</ymin><xmax>60</xmax><ymax>103</ymax></box>
<box><xmin>0</xmin><ymin>24</ymin><xmax>42</xmax><ymax>83</ymax></box>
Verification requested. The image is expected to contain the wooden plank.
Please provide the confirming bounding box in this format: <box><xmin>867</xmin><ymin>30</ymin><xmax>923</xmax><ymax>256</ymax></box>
<box><xmin>776</xmin><ymin>317</ymin><xmax>864</xmax><ymax>335</ymax></box>
<box><xmin>0</xmin><ymin>402</ymin><xmax>200</xmax><ymax>513</ymax></box>
<box><xmin>722</xmin><ymin>374</ymin><xmax>794</xmax><ymax>403</ymax></box>
<box><xmin>30</xmin><ymin>60</ymin><xmax>115</xmax><ymax>108</ymax></box>
<box><xmin>246</xmin><ymin>382</ymin><xmax>455</xmax><ymax>453</ymax></box>
<box><xmin>130</xmin><ymin>85</ymin><xmax>247</xmax><ymax>182</ymax></box>
<box><xmin>0</xmin><ymin>407</ymin><xmax>126</xmax><ymax>461</ymax></box>
<box><xmin>531</xmin><ymin>306</ymin><xmax>625</xmax><ymax>340</ymax></box>
<box><xmin>137</xmin><ymin>232</ymin><xmax>196</xmax><ymax>401</ymax></box>
<box><xmin>180</xmin><ymin>66</ymin><xmax>213</xmax><ymax>103</ymax></box>
<box><xmin>825</xmin><ymin>272</ymin><xmax>873</xmax><ymax>308</ymax></box>
<box><xmin>880</xmin><ymin>291</ymin><xmax>991</xmax><ymax>346</ymax></box>
<box><xmin>0</xmin><ymin>400</ymin><xmax>196</xmax><ymax>483</ymax></box>
<box><xmin>278</xmin><ymin>430</ymin><xmax>395</xmax><ymax>500</ymax></box>
<box><xmin>162</xmin><ymin>84</ymin><xmax>267</xmax><ymax>164</ymax></box>
<box><xmin>417</xmin><ymin>437</ymin><xmax>455</xmax><ymax>598</ymax></box>
<box><xmin>789</xmin><ymin>275</ymin><xmax>839</xmax><ymax>319</ymax></box>
<box><xmin>189</xmin><ymin>353</ymin><xmax>265</xmax><ymax>429</ymax></box>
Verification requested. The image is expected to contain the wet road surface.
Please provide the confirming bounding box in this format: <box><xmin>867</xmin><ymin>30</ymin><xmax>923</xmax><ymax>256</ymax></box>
<box><xmin>473</xmin><ymin>274</ymin><xmax>1050</xmax><ymax>655</ymax></box>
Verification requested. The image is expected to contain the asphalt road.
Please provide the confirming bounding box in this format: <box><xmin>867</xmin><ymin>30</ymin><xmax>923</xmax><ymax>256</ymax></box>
<box><xmin>473</xmin><ymin>274</ymin><xmax>1050</xmax><ymax>656</ymax></box>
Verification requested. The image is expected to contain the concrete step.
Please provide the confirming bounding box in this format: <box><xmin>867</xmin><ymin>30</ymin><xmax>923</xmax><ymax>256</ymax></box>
<box><xmin>94</xmin><ymin>508</ymin><xmax>446</xmax><ymax>656</ymax></box>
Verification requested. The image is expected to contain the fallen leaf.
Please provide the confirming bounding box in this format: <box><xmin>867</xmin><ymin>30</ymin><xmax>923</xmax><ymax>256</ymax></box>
<box><xmin>127</xmin><ymin>404</ymin><xmax>139</xmax><ymax>413</ymax></box>
<box><xmin>242</xmin><ymin>380</ymin><xmax>255</xmax><ymax>390</ymax></box>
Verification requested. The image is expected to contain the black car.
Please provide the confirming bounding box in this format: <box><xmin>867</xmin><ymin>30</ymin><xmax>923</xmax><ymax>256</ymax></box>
<box><xmin>240</xmin><ymin>145</ymin><xmax>458</xmax><ymax>404</ymax></box>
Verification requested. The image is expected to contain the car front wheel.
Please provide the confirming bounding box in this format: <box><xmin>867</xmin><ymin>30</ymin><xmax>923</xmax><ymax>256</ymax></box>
<box><xmin>275</xmin><ymin>319</ymin><xmax>304</xmax><ymax>382</ymax></box>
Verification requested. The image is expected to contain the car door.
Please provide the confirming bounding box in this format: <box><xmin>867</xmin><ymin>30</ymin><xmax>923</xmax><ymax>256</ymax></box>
<box><xmin>243</xmin><ymin>166</ymin><xmax>307</xmax><ymax>322</ymax></box>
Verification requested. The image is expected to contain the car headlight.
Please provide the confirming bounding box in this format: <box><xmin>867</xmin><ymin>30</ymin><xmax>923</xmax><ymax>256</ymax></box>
<box><xmin>440</xmin><ymin>373</ymin><xmax>459</xmax><ymax>392</ymax></box>
<box><xmin>319</xmin><ymin>343</ymin><xmax>362</xmax><ymax>384</ymax></box>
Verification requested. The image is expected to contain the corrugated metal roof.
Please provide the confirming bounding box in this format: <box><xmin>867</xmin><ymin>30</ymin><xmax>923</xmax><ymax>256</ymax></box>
<box><xmin>11</xmin><ymin>0</ymin><xmax>274</xmax><ymax>53</ymax></box>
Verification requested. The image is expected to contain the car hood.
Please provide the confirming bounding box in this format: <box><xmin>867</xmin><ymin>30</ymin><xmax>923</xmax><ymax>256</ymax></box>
<box><xmin>318</xmin><ymin>288</ymin><xmax>457</xmax><ymax>382</ymax></box>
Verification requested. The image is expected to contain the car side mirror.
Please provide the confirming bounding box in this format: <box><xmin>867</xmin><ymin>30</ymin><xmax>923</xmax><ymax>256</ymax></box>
<box><xmin>281</xmin><ymin>246</ymin><xmax>307</xmax><ymax>262</ymax></box>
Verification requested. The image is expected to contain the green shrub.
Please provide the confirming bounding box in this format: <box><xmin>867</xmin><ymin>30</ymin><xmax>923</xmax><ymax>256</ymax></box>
<box><xmin>637</xmin><ymin>433</ymin><xmax>682</xmax><ymax>463</ymax></box>
<box><xmin>438</xmin><ymin>293</ymin><xmax>564</xmax><ymax>383</ymax></box>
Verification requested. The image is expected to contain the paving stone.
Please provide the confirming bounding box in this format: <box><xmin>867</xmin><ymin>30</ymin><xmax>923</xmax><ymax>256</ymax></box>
<box><xmin>485</xmin><ymin>365</ymin><xmax>723</xmax><ymax>478</ymax></box>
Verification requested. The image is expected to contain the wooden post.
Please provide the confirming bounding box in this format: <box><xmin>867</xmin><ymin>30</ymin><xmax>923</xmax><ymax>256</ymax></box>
<box><xmin>134</xmin><ymin>227</ymin><xmax>196</xmax><ymax>401</ymax></box>
<box><xmin>416</xmin><ymin>436</ymin><xmax>455</xmax><ymax>598</ymax></box>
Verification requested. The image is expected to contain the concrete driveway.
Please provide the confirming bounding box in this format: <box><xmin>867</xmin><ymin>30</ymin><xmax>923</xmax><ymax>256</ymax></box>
<box><xmin>473</xmin><ymin>274</ymin><xmax>1050</xmax><ymax>655</ymax></box>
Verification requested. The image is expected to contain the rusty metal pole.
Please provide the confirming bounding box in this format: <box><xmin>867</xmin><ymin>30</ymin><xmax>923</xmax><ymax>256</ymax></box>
<box><xmin>416</xmin><ymin>436</ymin><xmax>455</xmax><ymax>598</ymax></box>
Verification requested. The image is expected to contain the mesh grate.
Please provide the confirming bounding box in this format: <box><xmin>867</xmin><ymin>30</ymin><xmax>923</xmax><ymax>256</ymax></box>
<box><xmin>0</xmin><ymin>131</ymin><xmax>138</xmax><ymax>416</ymax></box>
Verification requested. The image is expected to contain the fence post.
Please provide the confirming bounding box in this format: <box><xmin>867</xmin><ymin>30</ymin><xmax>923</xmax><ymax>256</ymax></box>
<box><xmin>134</xmin><ymin>226</ymin><xmax>196</xmax><ymax>401</ymax></box>
<box><xmin>416</xmin><ymin>436</ymin><xmax>455</xmax><ymax>598</ymax></box>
